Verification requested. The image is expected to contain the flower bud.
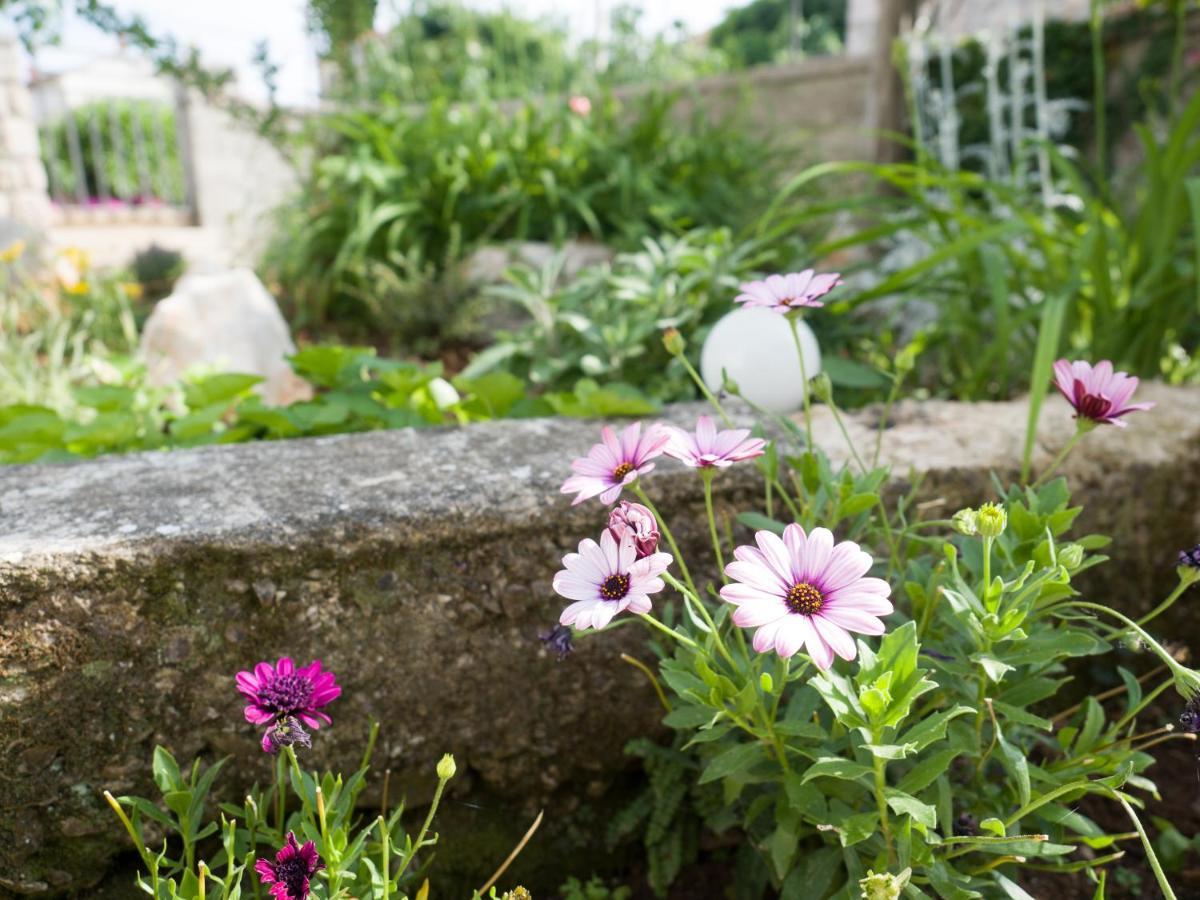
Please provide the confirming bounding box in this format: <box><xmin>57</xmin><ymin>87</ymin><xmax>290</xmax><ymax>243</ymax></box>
<box><xmin>759</xmin><ymin>672</ymin><xmax>774</xmax><ymax>693</ymax></box>
<box><xmin>859</xmin><ymin>868</ymin><xmax>910</xmax><ymax>900</ymax></box>
<box><xmin>951</xmin><ymin>508</ymin><xmax>978</xmax><ymax>536</ymax></box>
<box><xmin>437</xmin><ymin>753</ymin><xmax>457</xmax><ymax>781</ymax></box>
<box><xmin>976</xmin><ymin>502</ymin><xmax>1007</xmax><ymax>538</ymax></box>
<box><xmin>502</xmin><ymin>889</ymin><xmax>532</xmax><ymax>900</ymax></box>
<box><xmin>1058</xmin><ymin>543</ymin><xmax>1084</xmax><ymax>570</ymax></box>
<box><xmin>1179</xmin><ymin>544</ymin><xmax>1200</xmax><ymax>587</ymax></box>
<box><xmin>662</xmin><ymin>327</ymin><xmax>686</xmax><ymax>357</ymax></box>
<box><xmin>608</xmin><ymin>501</ymin><xmax>660</xmax><ymax>559</ymax></box>
<box><xmin>810</xmin><ymin>373</ymin><xmax>833</xmax><ymax>403</ymax></box>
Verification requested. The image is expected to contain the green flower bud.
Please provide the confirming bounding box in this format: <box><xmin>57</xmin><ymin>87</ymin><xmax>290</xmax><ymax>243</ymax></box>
<box><xmin>436</xmin><ymin>753</ymin><xmax>457</xmax><ymax>781</ymax></box>
<box><xmin>759</xmin><ymin>672</ymin><xmax>774</xmax><ymax>693</ymax></box>
<box><xmin>810</xmin><ymin>372</ymin><xmax>833</xmax><ymax>403</ymax></box>
<box><xmin>721</xmin><ymin>370</ymin><xmax>740</xmax><ymax>395</ymax></box>
<box><xmin>662</xmin><ymin>327</ymin><xmax>686</xmax><ymax>357</ymax></box>
<box><xmin>951</xmin><ymin>508</ymin><xmax>978</xmax><ymax>536</ymax></box>
<box><xmin>859</xmin><ymin>868</ymin><xmax>910</xmax><ymax>900</ymax></box>
<box><xmin>977</xmin><ymin>502</ymin><xmax>1007</xmax><ymax>538</ymax></box>
<box><xmin>1058</xmin><ymin>543</ymin><xmax>1084</xmax><ymax>570</ymax></box>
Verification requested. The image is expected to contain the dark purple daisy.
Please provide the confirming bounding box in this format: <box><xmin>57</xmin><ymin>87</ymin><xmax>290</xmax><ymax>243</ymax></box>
<box><xmin>1181</xmin><ymin>697</ymin><xmax>1200</xmax><ymax>734</ymax></box>
<box><xmin>255</xmin><ymin>832</ymin><xmax>323</xmax><ymax>900</ymax></box>
<box><xmin>236</xmin><ymin>657</ymin><xmax>341</xmax><ymax>731</ymax></box>
<box><xmin>1180</xmin><ymin>544</ymin><xmax>1200</xmax><ymax>570</ymax></box>
<box><xmin>261</xmin><ymin>716</ymin><xmax>313</xmax><ymax>754</ymax></box>
<box><xmin>539</xmin><ymin>624</ymin><xmax>575</xmax><ymax>660</ymax></box>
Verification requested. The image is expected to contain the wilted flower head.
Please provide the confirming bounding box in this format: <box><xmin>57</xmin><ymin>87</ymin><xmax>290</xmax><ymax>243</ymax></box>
<box><xmin>561</xmin><ymin>422</ymin><xmax>670</xmax><ymax>506</ymax></box>
<box><xmin>1180</xmin><ymin>544</ymin><xmax>1200</xmax><ymax>571</ymax></box>
<box><xmin>255</xmin><ymin>832</ymin><xmax>323</xmax><ymax>900</ymax></box>
<box><xmin>951</xmin><ymin>508</ymin><xmax>978</xmax><ymax>536</ymax></box>
<box><xmin>539</xmin><ymin>623</ymin><xmax>575</xmax><ymax>659</ymax></box>
<box><xmin>734</xmin><ymin>270</ymin><xmax>842</xmax><ymax>314</ymax></box>
<box><xmin>720</xmin><ymin>525</ymin><xmax>893</xmax><ymax>670</ymax></box>
<box><xmin>502</xmin><ymin>890</ymin><xmax>532</xmax><ymax>900</ymax></box>
<box><xmin>568</xmin><ymin>95</ymin><xmax>592</xmax><ymax>116</ymax></box>
<box><xmin>236</xmin><ymin>658</ymin><xmax>341</xmax><ymax>732</ymax></box>
<box><xmin>1181</xmin><ymin>697</ymin><xmax>1200</xmax><ymax>734</ymax></box>
<box><xmin>554</xmin><ymin>529</ymin><xmax>672</xmax><ymax>631</ymax></box>
<box><xmin>608</xmin><ymin>501</ymin><xmax>660</xmax><ymax>559</ymax></box>
<box><xmin>1052</xmin><ymin>359</ymin><xmax>1154</xmax><ymax>428</ymax></box>
<box><xmin>663</xmin><ymin>415</ymin><xmax>765</xmax><ymax>470</ymax></box>
<box><xmin>261</xmin><ymin>716</ymin><xmax>312</xmax><ymax>754</ymax></box>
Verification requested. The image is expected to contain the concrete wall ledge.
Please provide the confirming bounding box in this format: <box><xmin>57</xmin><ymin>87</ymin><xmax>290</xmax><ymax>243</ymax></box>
<box><xmin>2</xmin><ymin>384</ymin><xmax>1199</xmax><ymax>894</ymax></box>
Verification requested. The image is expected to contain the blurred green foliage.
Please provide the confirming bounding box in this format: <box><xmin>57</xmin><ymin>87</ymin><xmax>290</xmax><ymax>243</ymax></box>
<box><xmin>710</xmin><ymin>0</ymin><xmax>846</xmax><ymax>67</ymax></box>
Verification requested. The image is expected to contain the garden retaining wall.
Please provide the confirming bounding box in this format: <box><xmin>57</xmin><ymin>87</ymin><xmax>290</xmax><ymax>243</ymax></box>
<box><xmin>2</xmin><ymin>383</ymin><xmax>1200</xmax><ymax>894</ymax></box>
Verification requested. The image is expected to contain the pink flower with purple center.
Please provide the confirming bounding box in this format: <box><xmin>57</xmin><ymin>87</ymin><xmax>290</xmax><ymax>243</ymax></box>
<box><xmin>720</xmin><ymin>525</ymin><xmax>892</xmax><ymax>670</ymax></box>
<box><xmin>664</xmin><ymin>415</ymin><xmax>766</xmax><ymax>469</ymax></box>
<box><xmin>608</xmin><ymin>500</ymin><xmax>660</xmax><ymax>559</ymax></box>
<box><xmin>554</xmin><ymin>530</ymin><xmax>673</xmax><ymax>631</ymax></box>
<box><xmin>561</xmin><ymin>422</ymin><xmax>670</xmax><ymax>506</ymax></box>
<box><xmin>735</xmin><ymin>270</ymin><xmax>842</xmax><ymax>314</ymax></box>
<box><xmin>236</xmin><ymin>657</ymin><xmax>341</xmax><ymax>733</ymax></box>
<box><xmin>1052</xmin><ymin>359</ymin><xmax>1154</xmax><ymax>428</ymax></box>
<box><xmin>255</xmin><ymin>832</ymin><xmax>323</xmax><ymax>900</ymax></box>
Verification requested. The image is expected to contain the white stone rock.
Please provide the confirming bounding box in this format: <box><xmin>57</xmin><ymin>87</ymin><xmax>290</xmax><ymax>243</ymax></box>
<box><xmin>140</xmin><ymin>268</ymin><xmax>312</xmax><ymax>406</ymax></box>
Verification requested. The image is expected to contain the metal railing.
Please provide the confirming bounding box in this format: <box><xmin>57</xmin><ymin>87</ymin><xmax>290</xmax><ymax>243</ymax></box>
<box><xmin>37</xmin><ymin>93</ymin><xmax>194</xmax><ymax>221</ymax></box>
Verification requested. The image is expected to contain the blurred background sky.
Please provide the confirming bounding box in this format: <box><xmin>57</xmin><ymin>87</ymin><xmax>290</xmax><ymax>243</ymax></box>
<box><xmin>4</xmin><ymin>0</ymin><xmax>741</xmax><ymax>107</ymax></box>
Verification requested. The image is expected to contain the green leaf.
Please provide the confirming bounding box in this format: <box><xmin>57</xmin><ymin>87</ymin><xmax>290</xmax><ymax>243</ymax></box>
<box><xmin>896</xmin><ymin>706</ymin><xmax>975</xmax><ymax>754</ymax></box>
<box><xmin>698</xmin><ymin>742</ymin><xmax>765</xmax><ymax>785</ymax></box>
<box><xmin>800</xmin><ymin>757</ymin><xmax>873</xmax><ymax>785</ymax></box>
<box><xmin>152</xmin><ymin>746</ymin><xmax>182</xmax><ymax>794</ymax></box>
<box><xmin>898</xmin><ymin>748</ymin><xmax>962</xmax><ymax>795</ymax></box>
<box><xmin>779</xmin><ymin>846</ymin><xmax>841</xmax><ymax>900</ymax></box>
<box><xmin>822</xmin><ymin>356</ymin><xmax>889</xmax><ymax>389</ymax></box>
<box><xmin>182</xmin><ymin>373</ymin><xmax>262</xmax><ymax>409</ymax></box>
<box><xmin>885</xmin><ymin>789</ymin><xmax>937</xmax><ymax>829</ymax></box>
<box><xmin>736</xmin><ymin>512</ymin><xmax>787</xmax><ymax>536</ymax></box>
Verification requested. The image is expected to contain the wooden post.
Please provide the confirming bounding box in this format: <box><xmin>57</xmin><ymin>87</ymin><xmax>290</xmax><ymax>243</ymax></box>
<box><xmin>869</xmin><ymin>0</ymin><xmax>913</xmax><ymax>164</ymax></box>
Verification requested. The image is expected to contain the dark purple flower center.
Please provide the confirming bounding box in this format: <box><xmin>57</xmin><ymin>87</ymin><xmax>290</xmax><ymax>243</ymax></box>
<box><xmin>272</xmin><ymin>856</ymin><xmax>313</xmax><ymax>900</ymax></box>
<box><xmin>600</xmin><ymin>573</ymin><xmax>631</xmax><ymax>601</ymax></box>
<box><xmin>785</xmin><ymin>582</ymin><xmax>823</xmax><ymax>615</ymax></box>
<box><xmin>612</xmin><ymin>461</ymin><xmax>635</xmax><ymax>481</ymax></box>
<box><xmin>1180</xmin><ymin>544</ymin><xmax>1200</xmax><ymax>570</ymax></box>
<box><xmin>258</xmin><ymin>673</ymin><xmax>314</xmax><ymax>716</ymax></box>
<box><xmin>1072</xmin><ymin>381</ymin><xmax>1112</xmax><ymax>421</ymax></box>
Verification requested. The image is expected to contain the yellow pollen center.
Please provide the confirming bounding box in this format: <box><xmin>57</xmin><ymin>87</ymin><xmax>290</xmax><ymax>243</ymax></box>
<box><xmin>612</xmin><ymin>462</ymin><xmax>635</xmax><ymax>481</ymax></box>
<box><xmin>785</xmin><ymin>582</ymin><xmax>823</xmax><ymax>615</ymax></box>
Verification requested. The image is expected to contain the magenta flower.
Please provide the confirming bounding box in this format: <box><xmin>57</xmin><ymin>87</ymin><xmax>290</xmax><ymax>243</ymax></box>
<box><xmin>720</xmin><ymin>525</ymin><xmax>892</xmax><ymax>670</ymax></box>
<box><xmin>554</xmin><ymin>530</ymin><xmax>673</xmax><ymax>631</ymax></box>
<box><xmin>1052</xmin><ymin>359</ymin><xmax>1154</xmax><ymax>428</ymax></box>
<box><xmin>568</xmin><ymin>95</ymin><xmax>592</xmax><ymax>116</ymax></box>
<box><xmin>734</xmin><ymin>270</ymin><xmax>842</xmax><ymax>314</ymax></box>
<box><xmin>664</xmin><ymin>415</ymin><xmax>765</xmax><ymax>469</ymax></box>
<box><xmin>561</xmin><ymin>422</ymin><xmax>670</xmax><ymax>506</ymax></box>
<box><xmin>608</xmin><ymin>500</ymin><xmax>660</xmax><ymax>559</ymax></box>
<box><xmin>236</xmin><ymin>657</ymin><xmax>341</xmax><ymax>734</ymax></box>
<box><xmin>255</xmin><ymin>832</ymin><xmax>323</xmax><ymax>900</ymax></box>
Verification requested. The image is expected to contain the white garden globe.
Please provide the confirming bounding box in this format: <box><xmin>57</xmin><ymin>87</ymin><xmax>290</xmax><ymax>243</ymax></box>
<box><xmin>700</xmin><ymin>307</ymin><xmax>821</xmax><ymax>414</ymax></box>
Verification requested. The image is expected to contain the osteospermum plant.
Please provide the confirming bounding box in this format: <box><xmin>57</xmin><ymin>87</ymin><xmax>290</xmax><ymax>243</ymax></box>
<box><xmin>545</xmin><ymin>275</ymin><xmax>1199</xmax><ymax>899</ymax></box>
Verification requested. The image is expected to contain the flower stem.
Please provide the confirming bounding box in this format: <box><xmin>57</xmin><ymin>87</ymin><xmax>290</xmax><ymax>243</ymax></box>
<box><xmin>273</xmin><ymin>750</ymin><xmax>286</xmax><ymax>841</ymax></box>
<box><xmin>1136</xmin><ymin>579</ymin><xmax>1190</xmax><ymax>629</ymax></box>
<box><xmin>872</xmin><ymin>751</ymin><xmax>895</xmax><ymax>864</ymax></box>
<box><xmin>1033</xmin><ymin>427</ymin><xmax>1085</xmax><ymax>487</ymax></box>
<box><xmin>701</xmin><ymin>470</ymin><xmax>726</xmax><ymax>578</ymax></box>
<box><xmin>826</xmin><ymin>394</ymin><xmax>869</xmax><ymax>475</ymax></box>
<box><xmin>396</xmin><ymin>769</ymin><xmax>451</xmax><ymax>881</ymax></box>
<box><xmin>981</xmin><ymin>535</ymin><xmax>993</xmax><ymax>596</ymax></box>
<box><xmin>637</xmin><ymin>608</ymin><xmax>702</xmax><ymax>653</ymax></box>
<box><xmin>378</xmin><ymin>816</ymin><xmax>391</xmax><ymax>899</ymax></box>
<box><xmin>632</xmin><ymin>482</ymin><xmax>699</xmax><ymax>601</ymax></box>
<box><xmin>679</xmin><ymin>353</ymin><xmax>734</xmax><ymax>427</ymax></box>
<box><xmin>787</xmin><ymin>314</ymin><xmax>814</xmax><ymax>453</ymax></box>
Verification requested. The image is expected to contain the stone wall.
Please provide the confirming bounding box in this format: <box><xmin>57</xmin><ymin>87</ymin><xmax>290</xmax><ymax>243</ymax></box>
<box><xmin>0</xmin><ymin>36</ymin><xmax>52</xmax><ymax>233</ymax></box>
<box><xmin>2</xmin><ymin>384</ymin><xmax>1200</xmax><ymax>894</ymax></box>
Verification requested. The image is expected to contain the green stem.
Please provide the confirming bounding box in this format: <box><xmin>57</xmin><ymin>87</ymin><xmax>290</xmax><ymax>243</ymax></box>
<box><xmin>1104</xmin><ymin>790</ymin><xmax>1178</xmax><ymax>900</ymax></box>
<box><xmin>632</xmin><ymin>482</ymin><xmax>698</xmax><ymax>601</ymax></box>
<box><xmin>787</xmin><ymin>314</ymin><xmax>814</xmax><ymax>453</ymax></box>
<box><xmin>981</xmin><ymin>535</ymin><xmax>993</xmax><ymax>596</ymax></box>
<box><xmin>827</xmin><ymin>394</ymin><xmax>869</xmax><ymax>475</ymax></box>
<box><xmin>1136</xmin><ymin>579</ymin><xmax>1190</xmax><ymax>629</ymax></box>
<box><xmin>872</xmin><ymin>751</ymin><xmax>895</xmax><ymax>864</ymax></box>
<box><xmin>1035</xmin><ymin>426</ymin><xmax>1086</xmax><ymax>488</ymax></box>
<box><xmin>274</xmin><ymin>751</ymin><xmax>286</xmax><ymax>841</ymax></box>
<box><xmin>638</xmin><ymin>607</ymin><xmax>702</xmax><ymax>653</ymax></box>
<box><xmin>397</xmin><ymin>772</ymin><xmax>450</xmax><ymax>881</ymax></box>
<box><xmin>701</xmin><ymin>471</ymin><xmax>726</xmax><ymax>578</ymax></box>
<box><xmin>679</xmin><ymin>353</ymin><xmax>734</xmax><ymax>427</ymax></box>
<box><xmin>378</xmin><ymin>816</ymin><xmax>392</xmax><ymax>900</ymax></box>
<box><xmin>873</xmin><ymin>371</ymin><xmax>905</xmax><ymax>467</ymax></box>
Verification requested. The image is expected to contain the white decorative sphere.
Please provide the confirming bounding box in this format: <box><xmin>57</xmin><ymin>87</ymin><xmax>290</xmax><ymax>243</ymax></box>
<box><xmin>700</xmin><ymin>307</ymin><xmax>821</xmax><ymax>414</ymax></box>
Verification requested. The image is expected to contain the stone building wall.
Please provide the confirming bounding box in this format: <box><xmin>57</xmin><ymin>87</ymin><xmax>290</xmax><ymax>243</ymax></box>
<box><xmin>0</xmin><ymin>35</ymin><xmax>52</xmax><ymax>233</ymax></box>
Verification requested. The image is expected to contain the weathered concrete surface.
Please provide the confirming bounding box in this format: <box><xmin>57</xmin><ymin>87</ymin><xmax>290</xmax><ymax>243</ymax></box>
<box><xmin>1</xmin><ymin>384</ymin><xmax>1198</xmax><ymax>894</ymax></box>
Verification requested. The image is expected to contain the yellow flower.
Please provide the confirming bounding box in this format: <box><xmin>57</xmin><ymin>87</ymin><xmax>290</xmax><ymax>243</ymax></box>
<box><xmin>120</xmin><ymin>281</ymin><xmax>144</xmax><ymax>301</ymax></box>
<box><xmin>0</xmin><ymin>239</ymin><xmax>26</xmax><ymax>263</ymax></box>
<box><xmin>55</xmin><ymin>248</ymin><xmax>91</xmax><ymax>294</ymax></box>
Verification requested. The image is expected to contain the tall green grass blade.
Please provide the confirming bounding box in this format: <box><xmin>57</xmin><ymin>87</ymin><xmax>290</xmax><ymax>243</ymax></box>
<box><xmin>1187</xmin><ymin>178</ymin><xmax>1200</xmax><ymax>313</ymax></box>
<box><xmin>1021</xmin><ymin>292</ymin><xmax>1069</xmax><ymax>484</ymax></box>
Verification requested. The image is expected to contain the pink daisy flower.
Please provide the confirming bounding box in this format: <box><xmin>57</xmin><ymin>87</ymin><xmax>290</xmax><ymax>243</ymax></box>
<box><xmin>568</xmin><ymin>95</ymin><xmax>592</xmax><ymax>116</ymax></box>
<box><xmin>236</xmin><ymin>657</ymin><xmax>341</xmax><ymax>736</ymax></box>
<box><xmin>664</xmin><ymin>415</ymin><xmax>766</xmax><ymax>469</ymax></box>
<box><xmin>608</xmin><ymin>500</ymin><xmax>660</xmax><ymax>559</ymax></box>
<box><xmin>734</xmin><ymin>270</ymin><xmax>842</xmax><ymax>314</ymax></box>
<box><xmin>720</xmin><ymin>525</ymin><xmax>892</xmax><ymax>670</ymax></box>
<box><xmin>561</xmin><ymin>422</ymin><xmax>670</xmax><ymax>506</ymax></box>
<box><xmin>255</xmin><ymin>832</ymin><xmax>323</xmax><ymax>900</ymax></box>
<box><xmin>554</xmin><ymin>529</ymin><xmax>673</xmax><ymax>631</ymax></box>
<box><xmin>1052</xmin><ymin>359</ymin><xmax>1154</xmax><ymax>428</ymax></box>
